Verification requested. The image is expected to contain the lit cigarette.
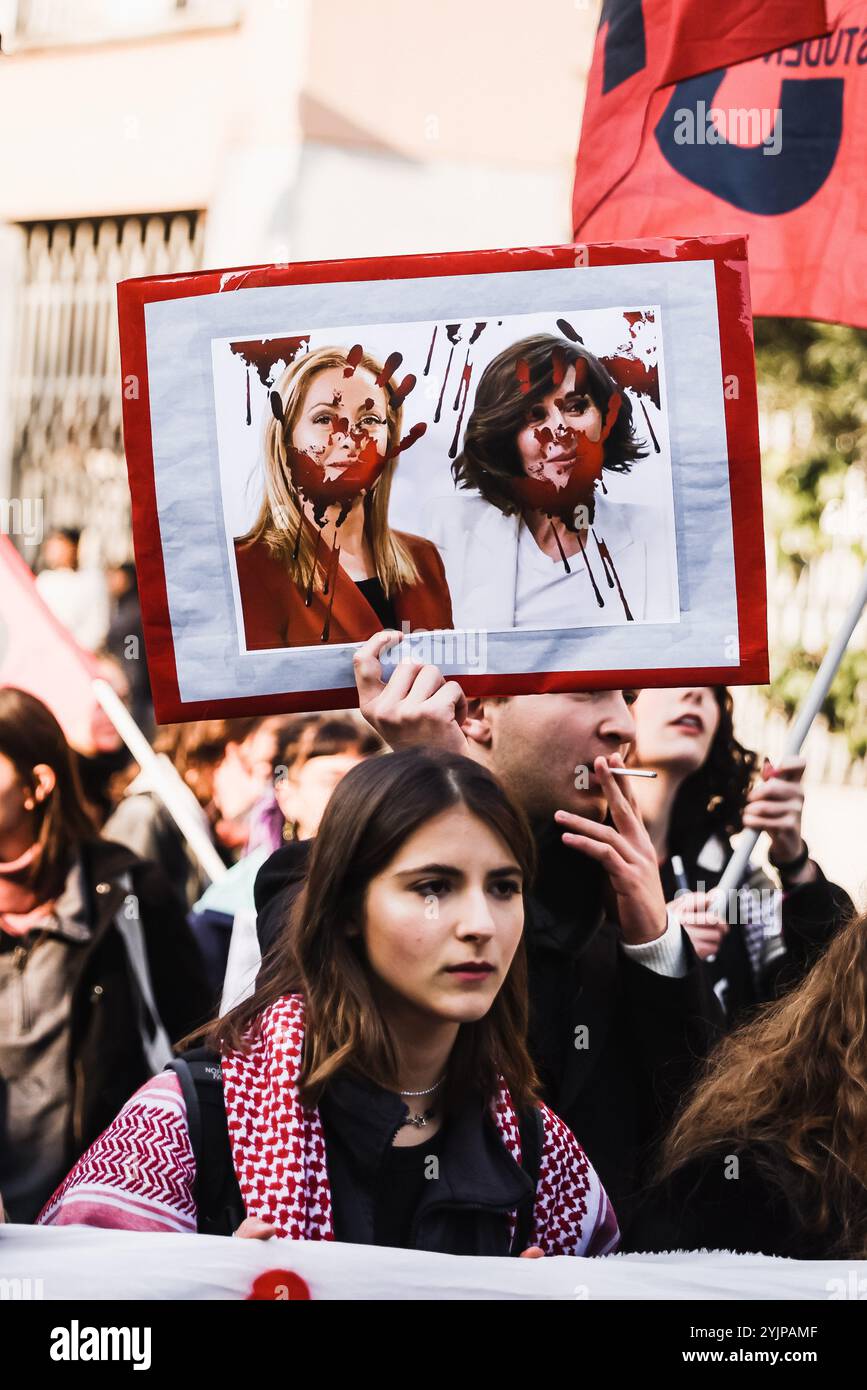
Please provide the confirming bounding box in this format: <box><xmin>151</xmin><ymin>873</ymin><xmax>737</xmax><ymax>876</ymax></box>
<box><xmin>608</xmin><ymin>767</ymin><xmax>657</xmax><ymax>778</ymax></box>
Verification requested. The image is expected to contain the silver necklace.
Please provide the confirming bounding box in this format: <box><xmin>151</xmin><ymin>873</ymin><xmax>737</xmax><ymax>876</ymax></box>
<box><xmin>399</xmin><ymin>1076</ymin><xmax>444</xmax><ymax>1097</ymax></box>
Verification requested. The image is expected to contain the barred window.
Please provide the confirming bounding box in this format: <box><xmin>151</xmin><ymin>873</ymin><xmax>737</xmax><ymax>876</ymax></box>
<box><xmin>9</xmin><ymin>211</ymin><xmax>204</xmax><ymax>564</ymax></box>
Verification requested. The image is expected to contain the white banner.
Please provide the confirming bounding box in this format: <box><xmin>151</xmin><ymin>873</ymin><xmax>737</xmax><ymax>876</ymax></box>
<box><xmin>1</xmin><ymin>1225</ymin><xmax>865</xmax><ymax>1301</ymax></box>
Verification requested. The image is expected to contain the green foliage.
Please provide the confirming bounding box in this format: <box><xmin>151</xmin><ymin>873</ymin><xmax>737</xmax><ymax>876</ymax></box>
<box><xmin>768</xmin><ymin>648</ymin><xmax>867</xmax><ymax>761</ymax></box>
<box><xmin>754</xmin><ymin>319</ymin><xmax>867</xmax><ymax>762</ymax></box>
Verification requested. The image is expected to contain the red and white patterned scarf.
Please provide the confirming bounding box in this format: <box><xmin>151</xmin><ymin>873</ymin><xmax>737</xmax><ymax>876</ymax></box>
<box><xmin>222</xmin><ymin>994</ymin><xmax>527</xmax><ymax>1242</ymax></box>
<box><xmin>42</xmin><ymin>992</ymin><xmax>619</xmax><ymax>1255</ymax></box>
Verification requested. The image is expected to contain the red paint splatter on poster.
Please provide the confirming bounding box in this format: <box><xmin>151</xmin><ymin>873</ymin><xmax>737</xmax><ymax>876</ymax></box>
<box><xmin>305</xmin><ymin>526</ymin><xmax>323</xmax><ymax>606</ymax></box>
<box><xmin>453</xmin><ymin>351</ymin><xmax>470</xmax><ymax>410</ymax></box>
<box><xmin>638</xmin><ymin>396</ymin><xmax>660</xmax><ymax>452</ymax></box>
<box><xmin>343</xmin><ymin>344</ymin><xmax>364</xmax><ymax>378</ymax></box>
<box><xmin>391</xmin><ymin>374</ymin><xmax>417</xmax><ymax>408</ymax></box>
<box><xmin>321</xmin><ymin>544</ymin><xmax>341</xmax><ymax>642</ymax></box>
<box><xmin>424</xmin><ymin>325</ymin><xmax>438</xmax><ymax>376</ymax></box>
<box><xmin>550</xmin><ymin>520</ymin><xmax>571</xmax><ymax>573</ymax></box>
<box><xmin>448</xmin><ymin>359</ymin><xmax>473</xmax><ymax>459</ymax></box>
<box><xmin>435</xmin><ymin>344</ymin><xmax>455</xmax><ymax>423</ymax></box>
<box><xmin>375</xmin><ymin>351</ymin><xmax>403</xmax><ymax>386</ymax></box>
<box><xmin>594</xmin><ymin>530</ymin><xmax>633</xmax><ymax>620</ymax></box>
<box><xmin>556</xmin><ymin>318</ymin><xmax>582</xmax><ymax>344</ymax></box>
<box><xmin>230</xmin><ymin>335</ymin><xmax>310</xmax><ymax>387</ymax></box>
<box><xmin>576</xmin><ymin>531</ymin><xmax>604</xmax><ymax>606</ymax></box>
<box><xmin>387</xmin><ymin>421</ymin><xmax>428</xmax><ymax>459</ymax></box>
<box><xmin>602</xmin><ymin>354</ymin><xmax>661</xmax><ymax>411</ymax></box>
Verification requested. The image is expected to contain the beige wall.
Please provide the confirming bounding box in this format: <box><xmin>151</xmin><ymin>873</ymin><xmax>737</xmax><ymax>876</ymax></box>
<box><xmin>0</xmin><ymin>29</ymin><xmax>240</xmax><ymax>220</ymax></box>
<box><xmin>0</xmin><ymin>0</ymin><xmax>310</xmax><ymax>265</ymax></box>
<box><xmin>0</xmin><ymin>0</ymin><xmax>597</xmax><ymax>249</ymax></box>
<box><xmin>304</xmin><ymin>0</ymin><xmax>596</xmax><ymax>169</ymax></box>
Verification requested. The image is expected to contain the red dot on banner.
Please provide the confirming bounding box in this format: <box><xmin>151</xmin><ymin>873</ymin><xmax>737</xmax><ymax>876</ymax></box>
<box><xmin>247</xmin><ymin>1269</ymin><xmax>311</xmax><ymax>1301</ymax></box>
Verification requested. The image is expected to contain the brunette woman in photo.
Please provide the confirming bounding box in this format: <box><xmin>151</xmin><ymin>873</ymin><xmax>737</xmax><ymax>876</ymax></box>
<box><xmin>234</xmin><ymin>346</ymin><xmax>454</xmax><ymax>648</ymax></box>
<box><xmin>40</xmin><ymin>750</ymin><xmax>618</xmax><ymax>1257</ymax></box>
<box><xmin>429</xmin><ymin>334</ymin><xmax>676</xmax><ymax>630</ymax></box>
<box><xmin>628</xmin><ymin>906</ymin><xmax>867</xmax><ymax>1258</ymax></box>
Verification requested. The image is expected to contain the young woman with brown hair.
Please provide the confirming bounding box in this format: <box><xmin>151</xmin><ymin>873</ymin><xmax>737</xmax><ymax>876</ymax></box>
<box><xmin>40</xmin><ymin>750</ymin><xmax>618</xmax><ymax>1256</ymax></box>
<box><xmin>428</xmin><ymin>333</ymin><xmax>674</xmax><ymax>629</ymax></box>
<box><xmin>0</xmin><ymin>689</ymin><xmax>209</xmax><ymax>1222</ymax></box>
<box><xmin>629</xmin><ymin>906</ymin><xmax>867</xmax><ymax>1258</ymax></box>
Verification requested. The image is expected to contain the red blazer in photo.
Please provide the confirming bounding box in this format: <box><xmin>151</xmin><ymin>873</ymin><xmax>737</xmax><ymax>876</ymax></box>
<box><xmin>233</xmin><ymin>529</ymin><xmax>454</xmax><ymax>649</ymax></box>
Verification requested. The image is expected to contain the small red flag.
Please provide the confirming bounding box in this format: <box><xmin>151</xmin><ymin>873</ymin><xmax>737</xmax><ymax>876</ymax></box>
<box><xmin>0</xmin><ymin>537</ymin><xmax>108</xmax><ymax>754</ymax></box>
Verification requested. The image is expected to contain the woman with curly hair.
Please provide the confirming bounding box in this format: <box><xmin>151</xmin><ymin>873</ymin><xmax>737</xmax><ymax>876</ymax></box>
<box><xmin>627</xmin><ymin>686</ymin><xmax>852</xmax><ymax>1024</ymax></box>
<box><xmin>628</xmin><ymin>905</ymin><xmax>867</xmax><ymax>1257</ymax></box>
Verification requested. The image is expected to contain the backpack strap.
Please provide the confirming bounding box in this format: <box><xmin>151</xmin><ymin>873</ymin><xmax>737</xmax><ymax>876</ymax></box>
<box><xmin>166</xmin><ymin>1048</ymin><xmax>245</xmax><ymax>1237</ymax></box>
<box><xmin>512</xmin><ymin>1105</ymin><xmax>544</xmax><ymax>1255</ymax></box>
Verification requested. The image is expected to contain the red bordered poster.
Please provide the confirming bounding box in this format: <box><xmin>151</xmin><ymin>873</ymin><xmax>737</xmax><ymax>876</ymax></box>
<box><xmin>117</xmin><ymin>236</ymin><xmax>767</xmax><ymax>721</ymax></box>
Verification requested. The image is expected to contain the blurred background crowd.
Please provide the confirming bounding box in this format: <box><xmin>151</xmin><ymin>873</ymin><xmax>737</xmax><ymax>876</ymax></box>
<box><xmin>0</xmin><ymin>0</ymin><xmax>863</xmax><ymax>902</ymax></box>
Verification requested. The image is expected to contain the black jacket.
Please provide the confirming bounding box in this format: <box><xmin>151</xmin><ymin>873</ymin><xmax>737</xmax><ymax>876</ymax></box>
<box><xmin>627</xmin><ymin>1146</ymin><xmax>839</xmax><ymax>1258</ymax></box>
<box><xmin>254</xmin><ymin>829</ymin><xmax>723</xmax><ymax>1240</ymax></box>
<box><xmin>69</xmin><ymin>839</ymin><xmax>212</xmax><ymax>1157</ymax></box>
<box><xmin>659</xmin><ymin>832</ymin><xmax>853</xmax><ymax>1025</ymax></box>
<box><xmin>174</xmin><ymin>1047</ymin><xmax>540</xmax><ymax>1253</ymax></box>
<box><xmin>320</xmin><ymin>1071</ymin><xmax>537</xmax><ymax>1254</ymax></box>
<box><xmin>521</xmin><ymin>829</ymin><xmax>723</xmax><ymax>1237</ymax></box>
<box><xmin>0</xmin><ymin>838</ymin><xmax>211</xmax><ymax>1208</ymax></box>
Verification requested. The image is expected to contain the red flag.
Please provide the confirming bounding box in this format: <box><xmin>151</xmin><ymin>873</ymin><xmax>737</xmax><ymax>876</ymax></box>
<box><xmin>0</xmin><ymin>537</ymin><xmax>110</xmax><ymax>754</ymax></box>
<box><xmin>573</xmin><ymin>0</ymin><xmax>830</xmax><ymax>233</ymax></box>
<box><xmin>574</xmin><ymin>1</ymin><xmax>867</xmax><ymax>327</ymax></box>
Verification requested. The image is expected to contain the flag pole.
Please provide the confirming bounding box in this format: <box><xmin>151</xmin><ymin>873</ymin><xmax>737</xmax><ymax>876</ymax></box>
<box><xmin>716</xmin><ymin>561</ymin><xmax>867</xmax><ymax>897</ymax></box>
<box><xmin>92</xmin><ymin>678</ymin><xmax>228</xmax><ymax>884</ymax></box>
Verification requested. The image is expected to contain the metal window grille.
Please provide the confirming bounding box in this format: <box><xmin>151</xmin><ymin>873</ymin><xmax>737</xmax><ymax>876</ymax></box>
<box><xmin>9</xmin><ymin>210</ymin><xmax>204</xmax><ymax>564</ymax></box>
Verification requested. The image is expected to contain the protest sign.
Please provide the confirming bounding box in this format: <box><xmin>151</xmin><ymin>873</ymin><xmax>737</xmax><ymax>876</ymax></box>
<box><xmin>118</xmin><ymin>236</ymin><xmax>767</xmax><ymax>720</ymax></box>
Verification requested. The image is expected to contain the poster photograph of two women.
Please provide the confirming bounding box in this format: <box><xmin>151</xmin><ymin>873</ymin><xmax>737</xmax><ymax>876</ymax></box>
<box><xmin>118</xmin><ymin>237</ymin><xmax>768</xmax><ymax>720</ymax></box>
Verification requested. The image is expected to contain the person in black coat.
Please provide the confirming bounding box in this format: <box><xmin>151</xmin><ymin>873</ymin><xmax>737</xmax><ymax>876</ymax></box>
<box><xmin>255</xmin><ymin>632</ymin><xmax>723</xmax><ymax>1239</ymax></box>
<box><xmin>628</xmin><ymin>905</ymin><xmax>867</xmax><ymax>1258</ymax></box>
<box><xmin>626</xmin><ymin>686</ymin><xmax>852</xmax><ymax>1023</ymax></box>
<box><xmin>0</xmin><ymin>688</ymin><xmax>211</xmax><ymax>1221</ymax></box>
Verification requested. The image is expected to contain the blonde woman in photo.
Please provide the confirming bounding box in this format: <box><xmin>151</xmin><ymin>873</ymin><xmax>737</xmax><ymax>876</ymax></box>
<box><xmin>234</xmin><ymin>346</ymin><xmax>453</xmax><ymax>648</ymax></box>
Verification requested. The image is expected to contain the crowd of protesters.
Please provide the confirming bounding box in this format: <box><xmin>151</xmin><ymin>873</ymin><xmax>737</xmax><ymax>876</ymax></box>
<box><xmin>0</xmin><ymin>546</ymin><xmax>863</xmax><ymax>1260</ymax></box>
